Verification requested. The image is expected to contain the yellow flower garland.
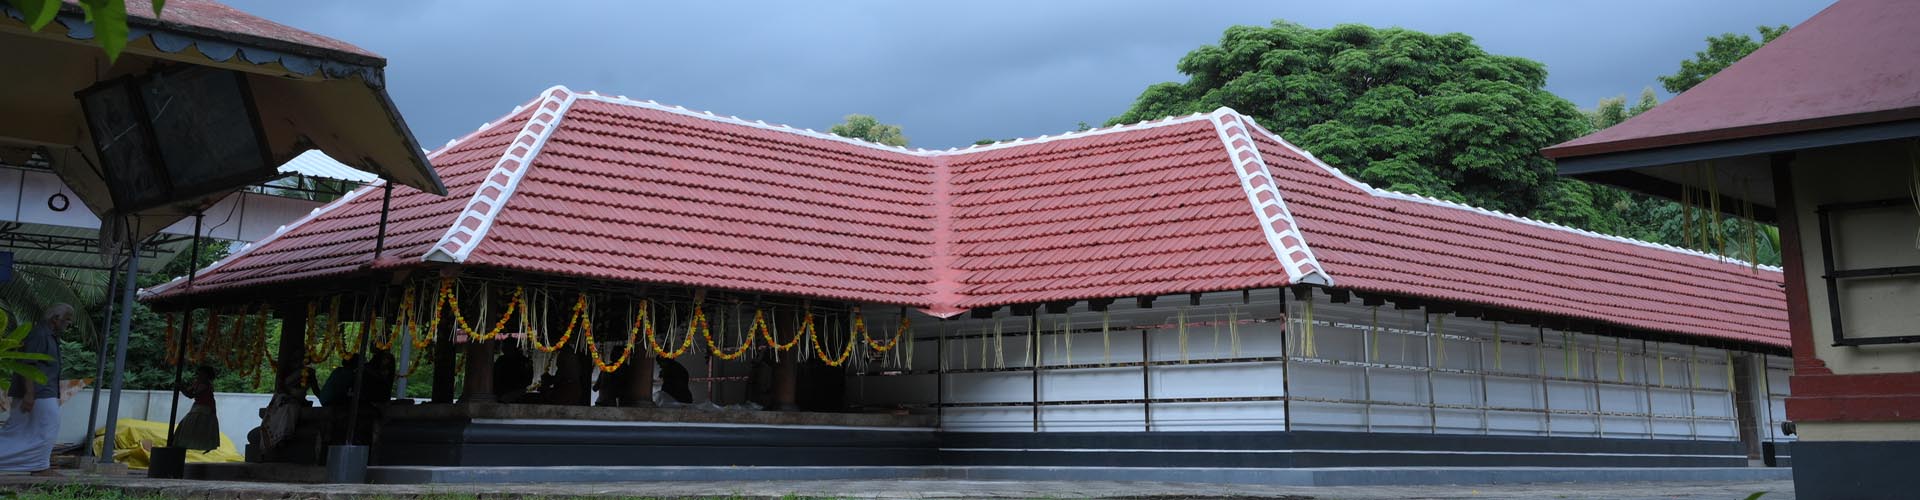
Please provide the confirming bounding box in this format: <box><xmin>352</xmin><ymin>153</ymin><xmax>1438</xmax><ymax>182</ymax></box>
<box><xmin>304</xmin><ymin>299</ymin><xmax>336</xmax><ymax>364</ymax></box>
<box><xmin>163</xmin><ymin>313</ymin><xmax>181</xmax><ymax>366</ymax></box>
<box><xmin>755</xmin><ymin>309</ymin><xmax>799</xmax><ymax>351</ymax></box>
<box><xmin>530</xmin><ymin>291</ymin><xmax>585</xmax><ymax>353</ymax></box>
<box><xmin>441</xmin><ymin>279</ymin><xmax>520</xmax><ymax>342</ymax></box>
<box><xmin>858</xmin><ymin>309</ymin><xmax>908</xmax><ymax>353</ymax></box>
<box><xmin>586</xmin><ymin>300</ymin><xmax>643</xmax><ymax>373</ymax></box>
<box><xmin>809</xmin><ymin>310</ymin><xmax>856</xmax><ymax>367</ymax></box>
<box><xmin>647</xmin><ymin>300</ymin><xmax>696</xmax><ymax>359</ymax></box>
<box><xmin>415</xmin><ymin>284</ymin><xmax>440</xmax><ymax>350</ymax></box>
<box><xmin>704</xmin><ymin>305</ymin><xmax>755</xmax><ymax>361</ymax></box>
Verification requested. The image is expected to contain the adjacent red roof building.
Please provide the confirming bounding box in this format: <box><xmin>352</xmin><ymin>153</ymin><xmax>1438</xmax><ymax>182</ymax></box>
<box><xmin>147</xmin><ymin>86</ymin><xmax>1788</xmax><ymax>348</ymax></box>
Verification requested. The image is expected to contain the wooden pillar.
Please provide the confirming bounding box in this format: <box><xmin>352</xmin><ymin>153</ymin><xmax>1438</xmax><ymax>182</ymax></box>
<box><xmin>554</xmin><ymin>349</ymin><xmax>587</xmax><ymax>405</ymax></box>
<box><xmin>461</xmin><ymin>338</ymin><xmax>496</xmax><ymax>403</ymax></box>
<box><xmin>275</xmin><ymin>302</ymin><xmax>308</xmax><ymax>395</ymax></box>
<box><xmin>773</xmin><ymin>309</ymin><xmax>800</xmax><ymax>411</ymax></box>
<box><xmin>430</xmin><ymin>314</ymin><xmax>457</xmax><ymax>404</ymax></box>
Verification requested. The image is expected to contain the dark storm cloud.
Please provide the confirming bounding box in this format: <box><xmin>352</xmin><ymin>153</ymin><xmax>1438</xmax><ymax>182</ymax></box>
<box><xmin>227</xmin><ymin>0</ymin><xmax>1829</xmax><ymax>150</ymax></box>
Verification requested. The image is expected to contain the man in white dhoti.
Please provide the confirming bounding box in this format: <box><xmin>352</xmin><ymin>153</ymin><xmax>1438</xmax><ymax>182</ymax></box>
<box><xmin>0</xmin><ymin>304</ymin><xmax>73</xmax><ymax>474</ymax></box>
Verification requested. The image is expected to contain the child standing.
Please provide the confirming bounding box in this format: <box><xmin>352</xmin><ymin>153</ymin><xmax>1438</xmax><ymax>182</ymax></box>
<box><xmin>172</xmin><ymin>366</ymin><xmax>221</xmax><ymax>452</ymax></box>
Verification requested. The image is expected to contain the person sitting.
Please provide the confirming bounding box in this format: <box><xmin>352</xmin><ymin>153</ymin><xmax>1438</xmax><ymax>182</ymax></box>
<box><xmin>494</xmin><ymin>344</ymin><xmax>533</xmax><ymax>404</ymax></box>
<box><xmin>315</xmin><ymin>357</ymin><xmax>361</xmax><ymax>408</ymax></box>
<box><xmin>656</xmin><ymin>356</ymin><xmax>692</xmax><ymax>405</ymax></box>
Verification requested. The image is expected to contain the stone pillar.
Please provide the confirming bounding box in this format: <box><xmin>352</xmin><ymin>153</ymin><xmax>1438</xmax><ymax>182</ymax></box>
<box><xmin>460</xmin><ymin>338</ymin><xmax>495</xmax><ymax>404</ymax></box>
<box><xmin>773</xmin><ymin>310</ymin><xmax>800</xmax><ymax>411</ymax></box>
<box><xmin>275</xmin><ymin>302</ymin><xmax>308</xmax><ymax>395</ymax></box>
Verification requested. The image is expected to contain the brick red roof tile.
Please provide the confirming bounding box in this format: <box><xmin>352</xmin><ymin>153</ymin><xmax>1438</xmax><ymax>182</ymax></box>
<box><xmin>147</xmin><ymin>86</ymin><xmax>1787</xmax><ymax>348</ymax></box>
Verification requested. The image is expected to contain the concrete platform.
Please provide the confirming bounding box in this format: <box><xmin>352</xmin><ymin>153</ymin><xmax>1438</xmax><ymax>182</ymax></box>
<box><xmin>0</xmin><ymin>473</ymin><xmax>1798</xmax><ymax>499</ymax></box>
<box><xmin>365</xmin><ymin>465</ymin><xmax>1793</xmax><ymax>486</ymax></box>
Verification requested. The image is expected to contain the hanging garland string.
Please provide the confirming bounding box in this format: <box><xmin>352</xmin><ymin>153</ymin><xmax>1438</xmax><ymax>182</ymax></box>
<box><xmin>531</xmin><ymin>291</ymin><xmax>585</xmax><ymax>353</ymax></box>
<box><xmin>860</xmin><ymin>308</ymin><xmax>906</xmax><ymax>353</ymax></box>
<box><xmin>757</xmin><ymin>308</ymin><xmax>799</xmax><ymax>351</ymax></box>
<box><xmin>705</xmin><ymin>302</ymin><xmax>755</xmax><ymax>361</ymax></box>
<box><xmin>442</xmin><ymin>279</ymin><xmax>521</xmax><ymax>342</ymax></box>
<box><xmin>648</xmin><ymin>300</ymin><xmax>696</xmax><ymax>359</ymax></box>
<box><xmin>191</xmin><ymin>310</ymin><xmax>218</xmax><ymax>365</ymax></box>
<box><xmin>586</xmin><ymin>299</ymin><xmax>643</xmax><ymax>373</ymax></box>
<box><xmin>810</xmin><ymin>308</ymin><xmax>856</xmax><ymax>367</ymax></box>
<box><xmin>164</xmin><ymin>312</ymin><xmax>182</xmax><ymax>366</ymax></box>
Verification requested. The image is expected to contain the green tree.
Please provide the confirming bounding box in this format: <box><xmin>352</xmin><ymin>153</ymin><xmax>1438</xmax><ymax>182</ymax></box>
<box><xmin>6</xmin><ymin>0</ymin><xmax>158</xmax><ymax>62</ymax></box>
<box><xmin>828</xmin><ymin>114</ymin><xmax>909</xmax><ymax>147</ymax></box>
<box><xmin>1112</xmin><ymin>22</ymin><xmax>1592</xmax><ymax>225</ymax></box>
<box><xmin>1658</xmin><ymin>25</ymin><xmax>1790</xmax><ymax>94</ymax></box>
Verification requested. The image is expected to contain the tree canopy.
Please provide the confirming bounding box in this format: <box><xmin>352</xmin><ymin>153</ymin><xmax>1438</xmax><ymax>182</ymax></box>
<box><xmin>1112</xmin><ymin>22</ymin><xmax>1590</xmax><ymax>223</ymax></box>
<box><xmin>828</xmin><ymin>114</ymin><xmax>909</xmax><ymax>147</ymax></box>
<box><xmin>1658</xmin><ymin>25</ymin><xmax>1790</xmax><ymax>94</ymax></box>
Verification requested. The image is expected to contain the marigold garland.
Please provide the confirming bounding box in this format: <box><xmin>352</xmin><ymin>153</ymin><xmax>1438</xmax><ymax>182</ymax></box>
<box><xmin>415</xmin><ymin>284</ymin><xmax>440</xmax><ymax>350</ymax></box>
<box><xmin>531</xmin><ymin>291</ymin><xmax>585</xmax><ymax>353</ymax></box>
<box><xmin>757</xmin><ymin>308</ymin><xmax>800</xmax><ymax>351</ymax></box>
<box><xmin>440</xmin><ymin>279</ymin><xmax>521</xmax><ymax>342</ymax></box>
<box><xmin>809</xmin><ymin>310</ymin><xmax>856</xmax><ymax>367</ymax></box>
<box><xmin>304</xmin><ymin>299</ymin><xmax>337</xmax><ymax>364</ymax></box>
<box><xmin>704</xmin><ymin>305</ymin><xmax>755</xmax><ymax>361</ymax></box>
<box><xmin>163</xmin><ymin>313</ymin><xmax>182</xmax><ymax>366</ymax></box>
<box><xmin>191</xmin><ymin>311</ymin><xmax>218</xmax><ymax>365</ymax></box>
<box><xmin>586</xmin><ymin>300</ymin><xmax>643</xmax><ymax>373</ymax></box>
<box><xmin>647</xmin><ymin>300</ymin><xmax>696</xmax><ymax>359</ymax></box>
<box><xmin>859</xmin><ymin>309</ymin><xmax>908</xmax><ymax>353</ymax></box>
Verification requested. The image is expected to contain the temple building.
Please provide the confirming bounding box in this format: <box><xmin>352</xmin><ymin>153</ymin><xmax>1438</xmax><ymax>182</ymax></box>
<box><xmin>144</xmin><ymin>84</ymin><xmax>1790</xmax><ymax>482</ymax></box>
<box><xmin>1547</xmin><ymin>0</ymin><xmax>1919</xmax><ymax>497</ymax></box>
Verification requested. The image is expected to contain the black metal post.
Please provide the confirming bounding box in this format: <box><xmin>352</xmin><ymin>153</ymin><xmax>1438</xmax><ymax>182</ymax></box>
<box><xmin>344</xmin><ymin>181</ymin><xmax>394</xmax><ymax>445</ymax></box>
<box><xmin>163</xmin><ymin>214</ymin><xmax>204</xmax><ymax>445</ymax></box>
<box><xmin>80</xmin><ymin>258</ymin><xmax>120</xmax><ymax>457</ymax></box>
<box><xmin>1030</xmin><ymin>309</ymin><xmax>1041</xmax><ymax>432</ymax></box>
<box><xmin>99</xmin><ymin>225</ymin><xmax>141</xmax><ymax>464</ymax></box>
<box><xmin>1279</xmin><ymin>288</ymin><xmax>1291</xmax><ymax>433</ymax></box>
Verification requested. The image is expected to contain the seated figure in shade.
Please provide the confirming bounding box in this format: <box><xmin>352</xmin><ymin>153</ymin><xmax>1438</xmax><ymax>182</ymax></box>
<box><xmin>494</xmin><ymin>344</ymin><xmax>533</xmax><ymax>404</ymax></box>
<box><xmin>655</xmin><ymin>355</ymin><xmax>693</xmax><ymax>405</ymax></box>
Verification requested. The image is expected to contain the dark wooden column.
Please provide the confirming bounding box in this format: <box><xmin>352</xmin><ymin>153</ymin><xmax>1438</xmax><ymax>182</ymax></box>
<box><xmin>461</xmin><ymin>339</ymin><xmax>496</xmax><ymax>404</ymax></box>
<box><xmin>773</xmin><ymin>309</ymin><xmax>800</xmax><ymax>411</ymax></box>
<box><xmin>430</xmin><ymin>315</ymin><xmax>457</xmax><ymax>404</ymax></box>
<box><xmin>275</xmin><ymin>302</ymin><xmax>308</xmax><ymax>395</ymax></box>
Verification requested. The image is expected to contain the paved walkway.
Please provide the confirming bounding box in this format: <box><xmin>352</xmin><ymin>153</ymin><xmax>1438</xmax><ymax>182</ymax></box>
<box><xmin>0</xmin><ymin>474</ymin><xmax>1793</xmax><ymax>499</ymax></box>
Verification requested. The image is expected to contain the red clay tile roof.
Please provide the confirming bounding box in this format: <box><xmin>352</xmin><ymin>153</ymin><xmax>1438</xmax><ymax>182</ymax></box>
<box><xmin>147</xmin><ymin>86</ymin><xmax>1788</xmax><ymax>348</ymax></box>
<box><xmin>1544</xmin><ymin>0</ymin><xmax>1920</xmax><ymax>159</ymax></box>
<box><xmin>113</xmin><ymin>0</ymin><xmax>382</xmax><ymax>62</ymax></box>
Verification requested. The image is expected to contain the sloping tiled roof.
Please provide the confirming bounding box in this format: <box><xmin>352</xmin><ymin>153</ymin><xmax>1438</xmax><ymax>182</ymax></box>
<box><xmin>147</xmin><ymin>86</ymin><xmax>1788</xmax><ymax>348</ymax></box>
<box><xmin>1544</xmin><ymin>0</ymin><xmax>1920</xmax><ymax>159</ymax></box>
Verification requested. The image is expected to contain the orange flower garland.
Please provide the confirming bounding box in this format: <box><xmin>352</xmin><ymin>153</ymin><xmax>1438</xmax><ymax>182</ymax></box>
<box><xmin>857</xmin><ymin>309</ymin><xmax>907</xmax><ymax>353</ymax></box>
<box><xmin>304</xmin><ymin>299</ymin><xmax>336</xmax><ymax>364</ymax></box>
<box><xmin>191</xmin><ymin>311</ymin><xmax>218</xmax><ymax>365</ymax></box>
<box><xmin>585</xmin><ymin>300</ymin><xmax>643</xmax><ymax>373</ymax></box>
<box><xmin>414</xmin><ymin>284</ymin><xmax>439</xmax><ymax>350</ymax></box>
<box><xmin>756</xmin><ymin>309</ymin><xmax>799</xmax><ymax>351</ymax></box>
<box><xmin>530</xmin><ymin>291</ymin><xmax>585</xmax><ymax>353</ymax></box>
<box><xmin>163</xmin><ymin>313</ymin><xmax>181</xmax><ymax>366</ymax></box>
<box><xmin>647</xmin><ymin>300</ymin><xmax>696</xmax><ymax>359</ymax></box>
<box><xmin>442</xmin><ymin>279</ymin><xmax>520</xmax><ymax>342</ymax></box>
<box><xmin>703</xmin><ymin>306</ymin><xmax>755</xmax><ymax>361</ymax></box>
<box><xmin>809</xmin><ymin>310</ymin><xmax>856</xmax><ymax>367</ymax></box>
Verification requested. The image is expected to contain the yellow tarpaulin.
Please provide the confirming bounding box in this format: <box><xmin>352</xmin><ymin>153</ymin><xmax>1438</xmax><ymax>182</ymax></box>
<box><xmin>89</xmin><ymin>419</ymin><xmax>242</xmax><ymax>469</ymax></box>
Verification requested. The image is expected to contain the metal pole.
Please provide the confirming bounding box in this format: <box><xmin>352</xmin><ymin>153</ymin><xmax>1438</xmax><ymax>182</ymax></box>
<box><xmin>1424</xmin><ymin>312</ymin><xmax>1438</xmax><ymax>434</ymax></box>
<box><xmin>935</xmin><ymin>318</ymin><xmax>944</xmax><ymax>424</ymax></box>
<box><xmin>1643</xmin><ymin>339</ymin><xmax>1656</xmax><ymax>438</ymax></box>
<box><xmin>344</xmin><ymin>182</ymin><xmax>395</xmax><ymax>445</ymax></box>
<box><xmin>1030</xmin><ymin>309</ymin><xmax>1041</xmax><ymax>432</ymax></box>
<box><xmin>1141</xmin><ymin>318</ymin><xmax>1152</xmax><ymax>432</ymax></box>
<box><xmin>99</xmin><ymin>230</ymin><xmax>141</xmax><ymax>464</ymax></box>
<box><xmin>1538</xmin><ymin>326</ymin><xmax>1552</xmax><ymax>437</ymax></box>
<box><xmin>80</xmin><ymin>259</ymin><xmax>120</xmax><ymax>457</ymax></box>
<box><xmin>163</xmin><ymin>214</ymin><xmax>203</xmax><ymax>446</ymax></box>
<box><xmin>1278</xmin><ymin>290</ymin><xmax>1290</xmax><ymax>433</ymax></box>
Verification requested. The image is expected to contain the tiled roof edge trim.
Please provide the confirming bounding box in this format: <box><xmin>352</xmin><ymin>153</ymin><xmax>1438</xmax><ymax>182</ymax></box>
<box><xmin>1208</xmin><ymin>110</ymin><xmax>1331</xmax><ymax>287</ymax></box>
<box><xmin>1235</xmin><ymin>117</ymin><xmax>1786</xmax><ymax>274</ymax></box>
<box><xmin>427</xmin><ymin>92</ymin><xmax>551</xmax><ymax>160</ymax></box>
<box><xmin>141</xmin><ymin>180</ymin><xmax>384</xmax><ymax>299</ymax></box>
<box><xmin>424</xmin><ymin>86</ymin><xmax>578</xmax><ymax>263</ymax></box>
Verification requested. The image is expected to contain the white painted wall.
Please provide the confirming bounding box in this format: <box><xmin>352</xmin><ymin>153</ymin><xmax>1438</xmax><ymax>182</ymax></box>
<box><xmin>2</xmin><ymin>390</ymin><xmax>274</xmax><ymax>448</ymax></box>
<box><xmin>852</xmin><ymin>288</ymin><xmax>1783</xmax><ymax>442</ymax></box>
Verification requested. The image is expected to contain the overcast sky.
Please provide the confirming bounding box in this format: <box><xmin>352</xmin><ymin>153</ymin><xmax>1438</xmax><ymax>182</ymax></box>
<box><xmin>228</xmin><ymin>0</ymin><xmax>1831</xmax><ymax>150</ymax></box>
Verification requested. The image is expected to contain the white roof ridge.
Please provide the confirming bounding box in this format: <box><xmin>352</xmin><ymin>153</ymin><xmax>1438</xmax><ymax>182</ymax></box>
<box><xmin>1228</xmin><ymin>111</ymin><xmax>1784</xmax><ymax>273</ymax></box>
<box><xmin>568</xmin><ymin>87</ymin><xmax>1216</xmax><ymax>157</ymax></box>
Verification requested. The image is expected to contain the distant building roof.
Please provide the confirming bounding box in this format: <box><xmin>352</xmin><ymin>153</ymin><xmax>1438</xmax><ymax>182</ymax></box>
<box><xmin>278</xmin><ymin>150</ymin><xmax>379</xmax><ymax>183</ymax></box>
<box><xmin>147</xmin><ymin>86</ymin><xmax>1788</xmax><ymax>348</ymax></box>
<box><xmin>1544</xmin><ymin>0</ymin><xmax>1920</xmax><ymax>161</ymax></box>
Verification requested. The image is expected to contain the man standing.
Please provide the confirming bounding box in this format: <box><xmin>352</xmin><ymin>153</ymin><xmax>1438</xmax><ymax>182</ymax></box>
<box><xmin>0</xmin><ymin>304</ymin><xmax>73</xmax><ymax>475</ymax></box>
